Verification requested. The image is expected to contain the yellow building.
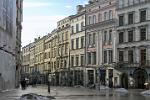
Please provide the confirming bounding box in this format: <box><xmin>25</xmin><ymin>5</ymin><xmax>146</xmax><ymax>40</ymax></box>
<box><xmin>34</xmin><ymin>36</ymin><xmax>46</xmax><ymax>83</ymax></box>
<box><xmin>56</xmin><ymin>16</ymin><xmax>72</xmax><ymax>86</ymax></box>
<box><xmin>29</xmin><ymin>43</ymin><xmax>35</xmax><ymax>74</ymax></box>
<box><xmin>22</xmin><ymin>44</ymin><xmax>30</xmax><ymax>77</ymax></box>
<box><xmin>44</xmin><ymin>30</ymin><xmax>58</xmax><ymax>85</ymax></box>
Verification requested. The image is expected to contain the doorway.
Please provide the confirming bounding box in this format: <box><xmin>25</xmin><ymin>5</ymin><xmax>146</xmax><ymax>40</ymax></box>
<box><xmin>121</xmin><ymin>73</ymin><xmax>128</xmax><ymax>89</ymax></box>
<box><xmin>133</xmin><ymin>68</ymin><xmax>148</xmax><ymax>89</ymax></box>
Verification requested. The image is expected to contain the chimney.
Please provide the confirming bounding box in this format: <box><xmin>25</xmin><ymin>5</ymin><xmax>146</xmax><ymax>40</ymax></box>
<box><xmin>76</xmin><ymin>5</ymin><xmax>83</xmax><ymax>13</ymax></box>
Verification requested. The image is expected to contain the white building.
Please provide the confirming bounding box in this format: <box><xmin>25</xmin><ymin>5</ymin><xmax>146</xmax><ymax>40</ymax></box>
<box><xmin>116</xmin><ymin>0</ymin><xmax>150</xmax><ymax>89</ymax></box>
<box><xmin>0</xmin><ymin>0</ymin><xmax>17</xmax><ymax>90</ymax></box>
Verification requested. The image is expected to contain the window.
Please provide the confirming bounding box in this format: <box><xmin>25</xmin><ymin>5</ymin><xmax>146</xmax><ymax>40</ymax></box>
<box><xmin>119</xmin><ymin>51</ymin><xmax>124</xmax><ymax>62</ymax></box>
<box><xmin>88</xmin><ymin>53</ymin><xmax>91</xmax><ymax>64</ymax></box>
<box><xmin>93</xmin><ymin>33</ymin><xmax>96</xmax><ymax>45</ymax></box>
<box><xmin>65</xmin><ymin>32</ymin><xmax>68</xmax><ymax>40</ymax></box>
<box><xmin>109</xmin><ymin>10</ymin><xmax>113</xmax><ymax>19</ymax></box>
<box><xmin>141</xmin><ymin>49</ymin><xmax>146</xmax><ymax>65</ymax></box>
<box><xmin>89</xmin><ymin>34</ymin><xmax>92</xmax><ymax>46</ymax></box>
<box><xmin>71</xmin><ymin>39</ymin><xmax>74</xmax><ymax>50</ymax></box>
<box><xmin>81</xmin><ymin>22</ymin><xmax>84</xmax><ymax>31</ymax></box>
<box><xmin>72</xmin><ymin>26</ymin><xmax>74</xmax><ymax>34</ymax></box>
<box><xmin>76</xmin><ymin>38</ymin><xmax>79</xmax><ymax>49</ymax></box>
<box><xmin>93</xmin><ymin>15</ymin><xmax>96</xmax><ymax>24</ymax></box>
<box><xmin>104</xmin><ymin>51</ymin><xmax>107</xmax><ymax>63</ymax></box>
<box><xmin>109</xmin><ymin>30</ymin><xmax>112</xmax><ymax>43</ymax></box>
<box><xmin>104</xmin><ymin>12</ymin><xmax>107</xmax><ymax>20</ymax></box>
<box><xmin>65</xmin><ymin>44</ymin><xmax>68</xmax><ymax>54</ymax></box>
<box><xmin>62</xmin><ymin>33</ymin><xmax>64</xmax><ymax>41</ymax></box>
<box><xmin>128</xmin><ymin>13</ymin><xmax>134</xmax><ymax>24</ymax></box>
<box><xmin>108</xmin><ymin>50</ymin><xmax>113</xmax><ymax>63</ymax></box>
<box><xmin>128</xmin><ymin>50</ymin><xmax>133</xmax><ymax>63</ymax></box>
<box><xmin>140</xmin><ymin>10</ymin><xmax>146</xmax><ymax>22</ymax></box>
<box><xmin>88</xmin><ymin>16</ymin><xmax>92</xmax><ymax>24</ymax></box>
<box><xmin>119</xmin><ymin>15</ymin><xmax>124</xmax><ymax>26</ymax></box>
<box><xmin>98</xmin><ymin>13</ymin><xmax>102</xmax><ymax>22</ymax></box>
<box><xmin>104</xmin><ymin>31</ymin><xmax>107</xmax><ymax>42</ymax></box>
<box><xmin>71</xmin><ymin>56</ymin><xmax>74</xmax><ymax>67</ymax></box>
<box><xmin>119</xmin><ymin>32</ymin><xmax>124</xmax><ymax>43</ymax></box>
<box><xmin>81</xmin><ymin>36</ymin><xmax>84</xmax><ymax>48</ymax></box>
<box><xmin>81</xmin><ymin>55</ymin><xmax>84</xmax><ymax>66</ymax></box>
<box><xmin>93</xmin><ymin>52</ymin><xmax>96</xmax><ymax>65</ymax></box>
<box><xmin>140</xmin><ymin>27</ymin><xmax>146</xmax><ymax>41</ymax></box>
<box><xmin>128</xmin><ymin>30</ymin><xmax>133</xmax><ymax>42</ymax></box>
<box><xmin>76</xmin><ymin>24</ymin><xmax>79</xmax><ymax>32</ymax></box>
<box><xmin>76</xmin><ymin>56</ymin><xmax>79</xmax><ymax>66</ymax></box>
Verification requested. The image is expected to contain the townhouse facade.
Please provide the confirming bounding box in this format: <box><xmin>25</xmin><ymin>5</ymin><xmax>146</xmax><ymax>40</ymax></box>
<box><xmin>22</xmin><ymin>44</ymin><xmax>30</xmax><ymax>78</ymax></box>
<box><xmin>56</xmin><ymin>16</ymin><xmax>72</xmax><ymax>86</ymax></box>
<box><xmin>116</xmin><ymin>0</ymin><xmax>150</xmax><ymax>89</ymax></box>
<box><xmin>85</xmin><ymin>0</ymin><xmax>117</xmax><ymax>87</ymax></box>
<box><xmin>44</xmin><ymin>29</ymin><xmax>58</xmax><ymax>85</ymax></box>
<box><xmin>70</xmin><ymin>5</ymin><xmax>86</xmax><ymax>86</ymax></box>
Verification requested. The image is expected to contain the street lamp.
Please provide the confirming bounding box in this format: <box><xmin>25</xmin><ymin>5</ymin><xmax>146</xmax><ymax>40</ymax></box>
<box><xmin>48</xmin><ymin>73</ymin><xmax>52</xmax><ymax>94</ymax></box>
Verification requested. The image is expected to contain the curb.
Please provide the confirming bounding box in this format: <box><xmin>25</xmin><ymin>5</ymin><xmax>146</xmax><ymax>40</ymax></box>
<box><xmin>0</xmin><ymin>89</ymin><xmax>17</xmax><ymax>93</ymax></box>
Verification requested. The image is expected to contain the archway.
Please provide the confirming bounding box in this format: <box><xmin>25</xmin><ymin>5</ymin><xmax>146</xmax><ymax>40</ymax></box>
<box><xmin>121</xmin><ymin>73</ymin><xmax>128</xmax><ymax>89</ymax></box>
<box><xmin>133</xmin><ymin>68</ymin><xmax>148</xmax><ymax>89</ymax></box>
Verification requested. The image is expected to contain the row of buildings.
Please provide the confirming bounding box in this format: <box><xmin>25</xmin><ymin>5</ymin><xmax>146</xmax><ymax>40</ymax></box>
<box><xmin>0</xmin><ymin>0</ymin><xmax>23</xmax><ymax>90</ymax></box>
<box><xmin>22</xmin><ymin>0</ymin><xmax>150</xmax><ymax>89</ymax></box>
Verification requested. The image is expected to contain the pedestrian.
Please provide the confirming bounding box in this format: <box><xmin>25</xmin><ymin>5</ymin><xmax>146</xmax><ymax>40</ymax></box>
<box><xmin>21</xmin><ymin>78</ymin><xmax>26</xmax><ymax>90</ymax></box>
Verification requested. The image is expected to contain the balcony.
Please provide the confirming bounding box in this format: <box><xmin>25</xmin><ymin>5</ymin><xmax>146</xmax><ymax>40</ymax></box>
<box><xmin>114</xmin><ymin>60</ymin><xmax>150</xmax><ymax>69</ymax></box>
<box><xmin>86</xmin><ymin>19</ymin><xmax>116</xmax><ymax>29</ymax></box>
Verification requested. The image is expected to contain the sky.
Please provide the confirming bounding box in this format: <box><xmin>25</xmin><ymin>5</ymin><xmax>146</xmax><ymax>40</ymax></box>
<box><xmin>22</xmin><ymin>0</ymin><xmax>88</xmax><ymax>46</ymax></box>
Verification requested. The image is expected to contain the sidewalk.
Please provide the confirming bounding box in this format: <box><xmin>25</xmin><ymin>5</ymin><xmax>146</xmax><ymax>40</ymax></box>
<box><xmin>0</xmin><ymin>85</ymin><xmax>114</xmax><ymax>100</ymax></box>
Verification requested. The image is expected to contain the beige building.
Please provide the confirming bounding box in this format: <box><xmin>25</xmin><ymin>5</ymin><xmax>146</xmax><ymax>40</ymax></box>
<box><xmin>70</xmin><ymin>5</ymin><xmax>86</xmax><ymax>86</ymax></box>
<box><xmin>56</xmin><ymin>16</ymin><xmax>72</xmax><ymax>86</ymax></box>
<box><xmin>22</xmin><ymin>44</ymin><xmax>30</xmax><ymax>77</ymax></box>
<box><xmin>34</xmin><ymin>37</ymin><xmax>45</xmax><ymax>83</ymax></box>
<box><xmin>44</xmin><ymin>29</ymin><xmax>58</xmax><ymax>84</ymax></box>
<box><xmin>29</xmin><ymin>43</ymin><xmax>35</xmax><ymax>74</ymax></box>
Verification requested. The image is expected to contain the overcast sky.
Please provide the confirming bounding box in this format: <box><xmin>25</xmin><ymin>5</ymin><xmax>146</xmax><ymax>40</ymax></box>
<box><xmin>22</xmin><ymin>0</ymin><xmax>88</xmax><ymax>46</ymax></box>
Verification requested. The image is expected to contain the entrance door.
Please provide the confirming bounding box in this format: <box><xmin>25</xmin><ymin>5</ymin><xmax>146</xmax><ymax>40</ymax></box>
<box><xmin>133</xmin><ymin>68</ymin><xmax>148</xmax><ymax>89</ymax></box>
<box><xmin>88</xmin><ymin>70</ymin><xmax>94</xmax><ymax>85</ymax></box>
<box><xmin>121</xmin><ymin>73</ymin><xmax>128</xmax><ymax>89</ymax></box>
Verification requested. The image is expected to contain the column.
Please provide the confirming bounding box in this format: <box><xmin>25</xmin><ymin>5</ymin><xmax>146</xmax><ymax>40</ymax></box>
<box><xmin>91</xmin><ymin>52</ymin><xmax>95</xmax><ymax>65</ymax></box>
<box><xmin>107</xmin><ymin>50</ymin><xmax>109</xmax><ymax>63</ymax></box>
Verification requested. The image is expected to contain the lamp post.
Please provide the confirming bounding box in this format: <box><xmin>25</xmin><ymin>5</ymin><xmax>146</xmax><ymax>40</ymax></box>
<box><xmin>48</xmin><ymin>73</ymin><xmax>52</xmax><ymax>94</ymax></box>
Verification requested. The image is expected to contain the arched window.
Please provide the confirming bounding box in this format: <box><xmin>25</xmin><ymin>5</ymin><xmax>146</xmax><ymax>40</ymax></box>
<box><xmin>104</xmin><ymin>12</ymin><xmax>108</xmax><ymax>20</ymax></box>
<box><xmin>109</xmin><ymin>10</ymin><xmax>113</xmax><ymax>19</ymax></box>
<box><xmin>88</xmin><ymin>16</ymin><xmax>92</xmax><ymax>24</ymax></box>
<box><xmin>93</xmin><ymin>15</ymin><xmax>96</xmax><ymax>24</ymax></box>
